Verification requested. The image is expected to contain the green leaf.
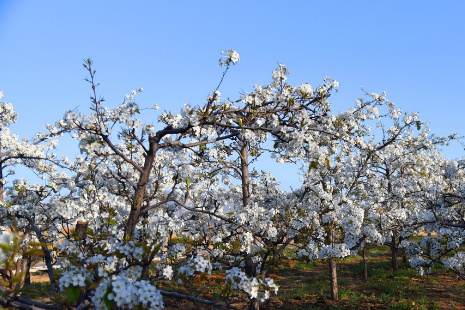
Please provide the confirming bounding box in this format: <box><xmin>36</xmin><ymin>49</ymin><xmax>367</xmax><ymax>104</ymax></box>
<box><xmin>109</xmin><ymin>219</ymin><xmax>116</xmax><ymax>226</ymax></box>
<box><xmin>186</xmin><ymin>178</ymin><xmax>191</xmax><ymax>188</ymax></box>
<box><xmin>66</xmin><ymin>286</ymin><xmax>81</xmax><ymax>303</ymax></box>
<box><xmin>151</xmin><ymin>242</ymin><xmax>163</xmax><ymax>257</ymax></box>
<box><xmin>0</xmin><ymin>244</ymin><xmax>10</xmax><ymax>253</ymax></box>
<box><xmin>102</xmin><ymin>286</ymin><xmax>114</xmax><ymax>310</ymax></box>
<box><xmin>25</xmin><ymin>248</ymin><xmax>45</xmax><ymax>257</ymax></box>
<box><xmin>308</xmin><ymin>161</ymin><xmax>318</xmax><ymax>171</ymax></box>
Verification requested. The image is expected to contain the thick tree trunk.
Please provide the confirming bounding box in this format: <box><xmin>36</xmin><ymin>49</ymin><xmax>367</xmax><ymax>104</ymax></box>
<box><xmin>125</xmin><ymin>181</ymin><xmax>150</xmax><ymax>239</ymax></box>
<box><xmin>141</xmin><ymin>265</ymin><xmax>151</xmax><ymax>280</ymax></box>
<box><xmin>124</xmin><ymin>141</ymin><xmax>157</xmax><ymax>240</ymax></box>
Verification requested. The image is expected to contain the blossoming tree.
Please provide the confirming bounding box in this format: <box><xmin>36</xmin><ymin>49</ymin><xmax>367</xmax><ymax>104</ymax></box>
<box><xmin>0</xmin><ymin>91</ymin><xmax>67</xmax><ymax>294</ymax></box>
<box><xmin>1</xmin><ymin>50</ymin><xmax>464</xmax><ymax>310</ymax></box>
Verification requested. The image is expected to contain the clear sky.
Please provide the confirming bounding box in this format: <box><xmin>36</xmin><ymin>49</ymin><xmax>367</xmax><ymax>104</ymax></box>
<box><xmin>1</xmin><ymin>1</ymin><xmax>464</xmax><ymax>187</ymax></box>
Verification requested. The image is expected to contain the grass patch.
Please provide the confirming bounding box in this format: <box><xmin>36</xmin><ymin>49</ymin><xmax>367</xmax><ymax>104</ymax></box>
<box><xmin>269</xmin><ymin>245</ymin><xmax>465</xmax><ymax>309</ymax></box>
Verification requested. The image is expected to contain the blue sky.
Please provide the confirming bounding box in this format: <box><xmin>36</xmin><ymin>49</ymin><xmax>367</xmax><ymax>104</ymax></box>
<box><xmin>1</xmin><ymin>1</ymin><xmax>464</xmax><ymax>187</ymax></box>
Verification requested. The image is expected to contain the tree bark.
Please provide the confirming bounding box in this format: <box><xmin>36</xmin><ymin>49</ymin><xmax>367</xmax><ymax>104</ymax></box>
<box><xmin>16</xmin><ymin>214</ymin><xmax>57</xmax><ymax>288</ymax></box>
<box><xmin>328</xmin><ymin>257</ymin><xmax>338</xmax><ymax>300</ymax></box>
<box><xmin>75</xmin><ymin>221</ymin><xmax>88</xmax><ymax>241</ymax></box>
<box><xmin>239</xmin><ymin>141</ymin><xmax>256</xmax><ymax>277</ymax></box>
<box><xmin>11</xmin><ymin>258</ymin><xmax>28</xmax><ymax>291</ymax></box>
<box><xmin>391</xmin><ymin>235</ymin><xmax>398</xmax><ymax>271</ymax></box>
<box><xmin>0</xmin><ymin>164</ymin><xmax>3</xmax><ymax>204</ymax></box>
<box><xmin>25</xmin><ymin>255</ymin><xmax>32</xmax><ymax>286</ymax></box>
<box><xmin>141</xmin><ymin>265</ymin><xmax>150</xmax><ymax>280</ymax></box>
<box><xmin>327</xmin><ymin>228</ymin><xmax>338</xmax><ymax>300</ymax></box>
<box><xmin>249</xmin><ymin>299</ymin><xmax>260</xmax><ymax>310</ymax></box>
<box><xmin>362</xmin><ymin>248</ymin><xmax>368</xmax><ymax>282</ymax></box>
<box><xmin>426</xmin><ymin>232</ymin><xmax>432</xmax><ymax>257</ymax></box>
<box><xmin>124</xmin><ymin>140</ymin><xmax>158</xmax><ymax>240</ymax></box>
<box><xmin>239</xmin><ymin>141</ymin><xmax>250</xmax><ymax>209</ymax></box>
<box><xmin>239</xmin><ymin>140</ymin><xmax>259</xmax><ymax>310</ymax></box>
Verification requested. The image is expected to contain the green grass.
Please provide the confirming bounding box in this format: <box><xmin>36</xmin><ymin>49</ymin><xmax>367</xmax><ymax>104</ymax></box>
<box><xmin>20</xmin><ymin>282</ymin><xmax>53</xmax><ymax>302</ymax></box>
<box><xmin>268</xmin><ymin>244</ymin><xmax>465</xmax><ymax>310</ymax></box>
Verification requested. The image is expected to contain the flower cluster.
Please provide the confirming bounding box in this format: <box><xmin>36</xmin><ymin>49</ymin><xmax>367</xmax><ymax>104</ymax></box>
<box><xmin>124</xmin><ymin>87</ymin><xmax>143</xmax><ymax>101</ymax></box>
<box><xmin>178</xmin><ymin>255</ymin><xmax>212</xmax><ymax>280</ymax></box>
<box><xmin>219</xmin><ymin>49</ymin><xmax>240</xmax><ymax>66</ymax></box>
<box><xmin>317</xmin><ymin>244</ymin><xmax>351</xmax><ymax>260</ymax></box>
<box><xmin>0</xmin><ymin>92</ymin><xmax>18</xmax><ymax>127</ymax></box>
<box><xmin>59</xmin><ymin>267</ymin><xmax>89</xmax><ymax>290</ymax></box>
<box><xmin>225</xmin><ymin>267</ymin><xmax>278</xmax><ymax>302</ymax></box>
<box><xmin>93</xmin><ymin>277</ymin><xmax>163</xmax><ymax>310</ymax></box>
<box><xmin>443</xmin><ymin>252</ymin><xmax>465</xmax><ymax>275</ymax></box>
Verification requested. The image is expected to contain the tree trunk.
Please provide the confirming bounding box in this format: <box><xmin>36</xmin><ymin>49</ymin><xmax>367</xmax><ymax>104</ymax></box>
<box><xmin>249</xmin><ymin>299</ymin><xmax>260</xmax><ymax>310</ymax></box>
<box><xmin>244</xmin><ymin>253</ymin><xmax>255</xmax><ymax>277</ymax></box>
<box><xmin>329</xmin><ymin>257</ymin><xmax>338</xmax><ymax>300</ymax></box>
<box><xmin>0</xmin><ymin>165</ymin><xmax>3</xmax><ymax>227</ymax></box>
<box><xmin>124</xmin><ymin>141</ymin><xmax>157</xmax><ymax>240</ymax></box>
<box><xmin>391</xmin><ymin>235</ymin><xmax>398</xmax><ymax>271</ymax></box>
<box><xmin>141</xmin><ymin>265</ymin><xmax>151</xmax><ymax>280</ymax></box>
<box><xmin>0</xmin><ymin>164</ymin><xmax>4</xmax><ymax>204</ymax></box>
<box><xmin>75</xmin><ymin>221</ymin><xmax>88</xmax><ymax>241</ymax></box>
<box><xmin>426</xmin><ymin>232</ymin><xmax>432</xmax><ymax>257</ymax></box>
<box><xmin>24</xmin><ymin>255</ymin><xmax>32</xmax><ymax>286</ymax></box>
<box><xmin>239</xmin><ymin>140</ymin><xmax>259</xmax><ymax>310</ymax></box>
<box><xmin>239</xmin><ymin>141</ymin><xmax>250</xmax><ymax>208</ymax></box>
<box><xmin>11</xmin><ymin>258</ymin><xmax>28</xmax><ymax>291</ymax></box>
<box><xmin>362</xmin><ymin>248</ymin><xmax>368</xmax><ymax>282</ymax></box>
<box><xmin>327</xmin><ymin>228</ymin><xmax>338</xmax><ymax>300</ymax></box>
<box><xmin>240</xmin><ymin>140</ymin><xmax>256</xmax><ymax>275</ymax></box>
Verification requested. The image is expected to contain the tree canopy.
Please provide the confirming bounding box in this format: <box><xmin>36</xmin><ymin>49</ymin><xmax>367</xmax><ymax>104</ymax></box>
<box><xmin>1</xmin><ymin>51</ymin><xmax>464</xmax><ymax>310</ymax></box>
